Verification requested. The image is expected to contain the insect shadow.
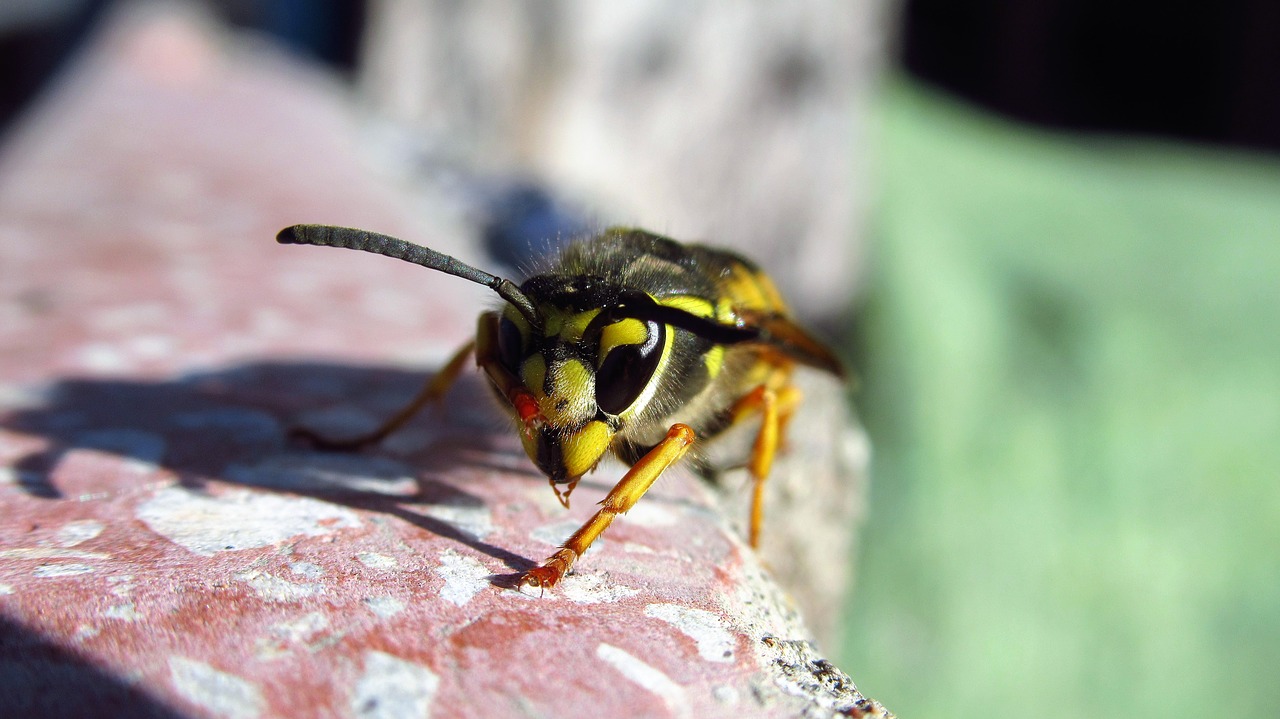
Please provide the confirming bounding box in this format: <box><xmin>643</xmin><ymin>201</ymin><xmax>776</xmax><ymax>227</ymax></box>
<box><xmin>0</xmin><ymin>613</ymin><xmax>186</xmax><ymax>719</ymax></box>
<box><xmin>1</xmin><ymin>360</ymin><xmax>540</xmax><ymax>575</ymax></box>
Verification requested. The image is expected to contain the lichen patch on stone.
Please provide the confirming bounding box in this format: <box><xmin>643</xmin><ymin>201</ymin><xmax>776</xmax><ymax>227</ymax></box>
<box><xmin>350</xmin><ymin>650</ymin><xmax>439</xmax><ymax>719</ymax></box>
<box><xmin>645</xmin><ymin>603</ymin><xmax>736</xmax><ymax>663</ymax></box>
<box><xmin>559</xmin><ymin>572</ymin><xmax>640</xmax><ymax>604</ymax></box>
<box><xmin>596</xmin><ymin>643</ymin><xmax>689</xmax><ymax>718</ymax></box>
<box><xmin>33</xmin><ymin>563</ymin><xmax>95</xmax><ymax>577</ymax></box>
<box><xmin>169</xmin><ymin>657</ymin><xmax>265</xmax><ymax>719</ymax></box>
<box><xmin>137</xmin><ymin>486</ymin><xmax>360</xmax><ymax>556</ymax></box>
<box><xmin>104</xmin><ymin>603</ymin><xmax>140</xmax><ymax>621</ymax></box>
<box><xmin>234</xmin><ymin>569</ymin><xmax>321</xmax><ymax>603</ymax></box>
<box><xmin>55</xmin><ymin>519</ymin><xmax>105</xmax><ymax>546</ymax></box>
<box><xmin>434</xmin><ymin>549</ymin><xmax>489</xmax><ymax>607</ymax></box>
<box><xmin>363</xmin><ymin>595</ymin><xmax>405</xmax><ymax>619</ymax></box>
<box><xmin>357</xmin><ymin>552</ymin><xmax>399</xmax><ymax>571</ymax></box>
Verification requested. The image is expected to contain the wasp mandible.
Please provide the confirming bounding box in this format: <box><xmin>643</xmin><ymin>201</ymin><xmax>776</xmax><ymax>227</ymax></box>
<box><xmin>276</xmin><ymin>225</ymin><xmax>845</xmax><ymax>590</ymax></box>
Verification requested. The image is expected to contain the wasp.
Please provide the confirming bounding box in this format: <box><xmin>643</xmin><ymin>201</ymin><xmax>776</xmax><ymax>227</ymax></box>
<box><xmin>276</xmin><ymin>224</ymin><xmax>844</xmax><ymax>590</ymax></box>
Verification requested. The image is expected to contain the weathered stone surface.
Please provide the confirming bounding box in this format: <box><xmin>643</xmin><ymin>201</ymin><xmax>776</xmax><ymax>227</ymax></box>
<box><xmin>0</xmin><ymin>8</ymin><xmax>888</xmax><ymax>718</ymax></box>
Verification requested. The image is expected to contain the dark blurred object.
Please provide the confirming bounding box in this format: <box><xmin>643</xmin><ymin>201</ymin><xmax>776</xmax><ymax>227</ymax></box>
<box><xmin>477</xmin><ymin>180</ymin><xmax>591</xmax><ymax>271</ymax></box>
<box><xmin>0</xmin><ymin>0</ymin><xmax>365</xmax><ymax>139</ymax></box>
<box><xmin>218</xmin><ymin>0</ymin><xmax>365</xmax><ymax>71</ymax></box>
<box><xmin>0</xmin><ymin>0</ymin><xmax>109</xmax><ymax>138</ymax></box>
<box><xmin>902</xmin><ymin>0</ymin><xmax>1280</xmax><ymax>152</ymax></box>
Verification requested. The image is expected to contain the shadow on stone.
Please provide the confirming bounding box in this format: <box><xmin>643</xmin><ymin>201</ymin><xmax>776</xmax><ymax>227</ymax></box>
<box><xmin>1</xmin><ymin>360</ymin><xmax>537</xmax><ymax>573</ymax></box>
<box><xmin>0</xmin><ymin>615</ymin><xmax>185</xmax><ymax>719</ymax></box>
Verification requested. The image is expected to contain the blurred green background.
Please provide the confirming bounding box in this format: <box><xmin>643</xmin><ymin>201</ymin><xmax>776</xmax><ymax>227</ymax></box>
<box><xmin>839</xmin><ymin>74</ymin><xmax>1280</xmax><ymax>718</ymax></box>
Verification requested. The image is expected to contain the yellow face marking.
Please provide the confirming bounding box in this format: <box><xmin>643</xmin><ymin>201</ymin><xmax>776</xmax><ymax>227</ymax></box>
<box><xmin>540</xmin><ymin>307</ymin><xmax>603</xmax><ymax>342</ymax></box>
<box><xmin>541</xmin><ymin>309</ymin><xmax>563</xmax><ymax>337</ymax></box>
<box><xmin>558</xmin><ymin>420</ymin><xmax>612</xmax><ymax>478</ymax></box>
<box><xmin>543</xmin><ymin>358</ymin><xmax>595</xmax><ymax>425</ymax></box>
<box><xmin>560</xmin><ymin>308</ymin><xmax>601</xmax><ymax>342</ymax></box>
<box><xmin>520</xmin><ymin>353</ymin><xmax>547</xmax><ymax>398</ymax></box>
<box><xmin>599</xmin><ymin>318</ymin><xmax>649</xmax><ymax>363</ymax></box>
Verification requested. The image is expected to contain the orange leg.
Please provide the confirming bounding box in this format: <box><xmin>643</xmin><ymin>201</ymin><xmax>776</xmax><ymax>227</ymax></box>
<box><xmin>292</xmin><ymin>339</ymin><xmax>476</xmax><ymax>450</ymax></box>
<box><xmin>521</xmin><ymin>424</ymin><xmax>696</xmax><ymax>590</ymax></box>
<box><xmin>730</xmin><ymin>384</ymin><xmax>802</xmax><ymax>548</ymax></box>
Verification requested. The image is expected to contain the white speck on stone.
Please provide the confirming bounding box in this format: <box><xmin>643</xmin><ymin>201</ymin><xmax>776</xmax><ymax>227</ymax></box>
<box><xmin>137</xmin><ymin>486</ymin><xmax>360</xmax><ymax>556</ymax></box>
<box><xmin>416</xmin><ymin>503</ymin><xmax>494</xmax><ymax>541</ymax></box>
<box><xmin>434</xmin><ymin>549</ymin><xmax>489</xmax><ymax>607</ymax></box>
<box><xmin>0</xmin><ymin>583</ymin><xmax>12</xmax><ymax>595</ymax></box>
<box><xmin>0</xmin><ymin>548</ymin><xmax>108</xmax><ymax>560</ymax></box>
<box><xmin>645</xmin><ymin>603</ymin><xmax>735</xmax><ymax>663</ymax></box>
<box><xmin>107</xmin><ymin>574</ymin><xmax>134</xmax><ymax>597</ymax></box>
<box><xmin>622</xmin><ymin>542</ymin><xmax>656</xmax><ymax>555</ymax></box>
<box><xmin>597</xmin><ymin>643</ymin><xmax>689</xmax><ymax>718</ymax></box>
<box><xmin>127</xmin><ymin>334</ymin><xmax>175</xmax><ymax>359</ymax></box>
<box><xmin>74</xmin><ymin>624</ymin><xmax>100</xmax><ymax>641</ymax></box>
<box><xmin>270</xmin><ymin>611</ymin><xmax>329</xmax><ymax>643</ymax></box>
<box><xmin>712</xmin><ymin>685</ymin><xmax>740</xmax><ymax>705</ymax></box>
<box><xmin>235</xmin><ymin>570</ymin><xmax>320</xmax><ymax>602</ymax></box>
<box><xmin>33</xmin><ymin>563</ymin><xmax>95</xmax><ymax>577</ymax></box>
<box><xmin>623</xmin><ymin>501</ymin><xmax>678</xmax><ymax>527</ymax></box>
<box><xmin>358</xmin><ymin>552</ymin><xmax>398</xmax><ymax>571</ymax></box>
<box><xmin>364</xmin><ymin>596</ymin><xmax>405</xmax><ymax>619</ymax></box>
<box><xmin>56</xmin><ymin>520</ymin><xmax>104</xmax><ymax>547</ymax></box>
<box><xmin>559</xmin><ymin>572</ymin><xmax>640</xmax><ymax>604</ymax></box>
<box><xmin>169</xmin><ymin>656</ymin><xmax>265</xmax><ymax>719</ymax></box>
<box><xmin>75</xmin><ymin>343</ymin><xmax>131</xmax><ymax>372</ymax></box>
<box><xmin>104</xmin><ymin>603</ymin><xmax>139</xmax><ymax>621</ymax></box>
<box><xmin>226</xmin><ymin>454</ymin><xmax>418</xmax><ymax>496</ymax></box>
<box><xmin>290</xmin><ymin>561</ymin><xmax>324</xmax><ymax>578</ymax></box>
<box><xmin>350</xmin><ymin>650</ymin><xmax>439</xmax><ymax>719</ymax></box>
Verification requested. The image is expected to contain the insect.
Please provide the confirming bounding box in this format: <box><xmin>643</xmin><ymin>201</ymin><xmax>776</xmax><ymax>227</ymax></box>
<box><xmin>276</xmin><ymin>224</ymin><xmax>844</xmax><ymax>590</ymax></box>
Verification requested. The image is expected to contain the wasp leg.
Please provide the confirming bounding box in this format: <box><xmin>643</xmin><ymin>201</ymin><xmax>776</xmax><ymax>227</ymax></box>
<box><xmin>730</xmin><ymin>384</ymin><xmax>803</xmax><ymax>548</ymax></box>
<box><xmin>551</xmin><ymin>477</ymin><xmax>581</xmax><ymax>509</ymax></box>
<box><xmin>292</xmin><ymin>339</ymin><xmax>476</xmax><ymax>451</ymax></box>
<box><xmin>521</xmin><ymin>424</ymin><xmax>696</xmax><ymax>590</ymax></box>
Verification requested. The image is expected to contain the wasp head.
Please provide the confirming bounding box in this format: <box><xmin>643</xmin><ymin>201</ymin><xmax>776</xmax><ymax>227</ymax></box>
<box><xmin>489</xmin><ymin>277</ymin><xmax>671</xmax><ymax>483</ymax></box>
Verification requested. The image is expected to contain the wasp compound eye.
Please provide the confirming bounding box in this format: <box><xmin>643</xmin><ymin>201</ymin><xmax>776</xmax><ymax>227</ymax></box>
<box><xmin>595</xmin><ymin>319</ymin><xmax>664</xmax><ymax>415</ymax></box>
<box><xmin>497</xmin><ymin>315</ymin><xmax>525</xmax><ymax>375</ymax></box>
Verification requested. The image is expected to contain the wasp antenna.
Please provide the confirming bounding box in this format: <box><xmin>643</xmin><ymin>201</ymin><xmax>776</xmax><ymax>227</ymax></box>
<box><xmin>277</xmin><ymin>224</ymin><xmax>541</xmax><ymax>327</ymax></box>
